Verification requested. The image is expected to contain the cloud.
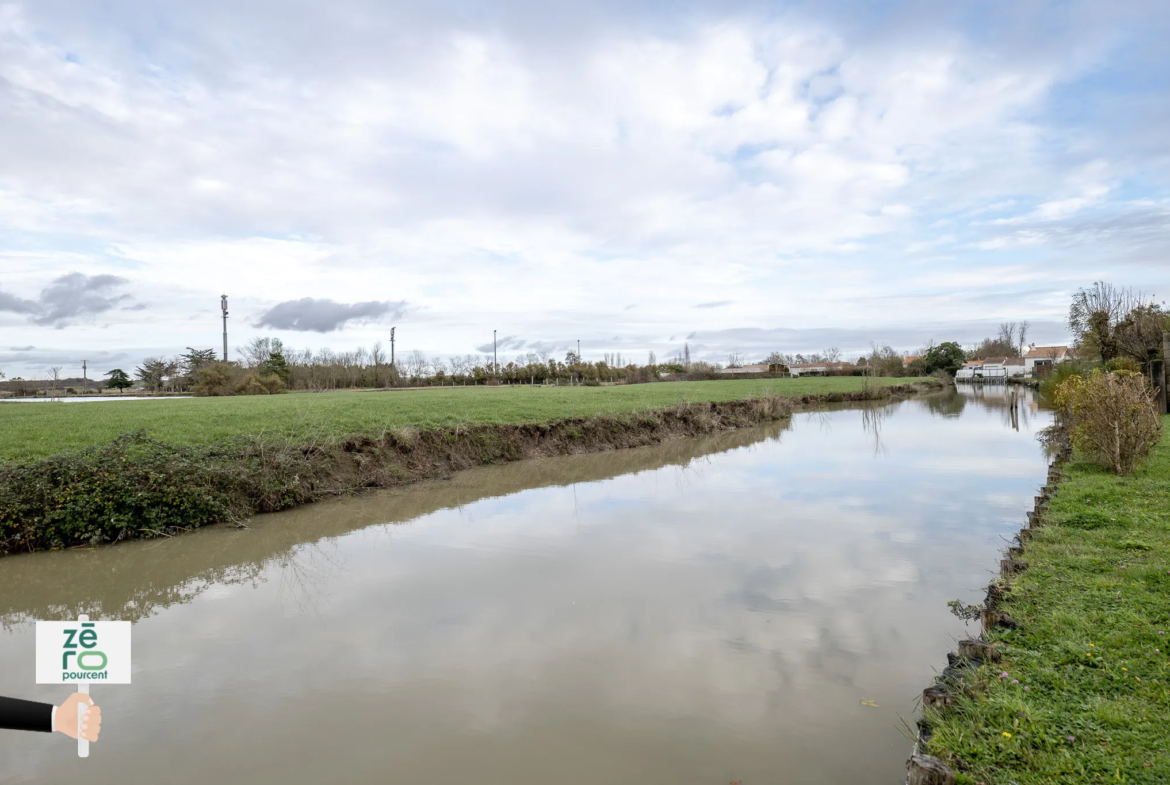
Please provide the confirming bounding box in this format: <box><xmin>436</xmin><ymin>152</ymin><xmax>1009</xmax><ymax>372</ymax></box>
<box><xmin>254</xmin><ymin>298</ymin><xmax>407</xmax><ymax>332</ymax></box>
<box><xmin>2</xmin><ymin>0</ymin><xmax>1170</xmax><ymax>375</ymax></box>
<box><xmin>0</xmin><ymin>290</ymin><xmax>41</xmax><ymax>316</ymax></box>
<box><xmin>1</xmin><ymin>273</ymin><xmax>131</xmax><ymax>328</ymax></box>
<box><xmin>475</xmin><ymin>335</ymin><xmax>527</xmax><ymax>353</ymax></box>
<box><xmin>9</xmin><ymin>346</ymin><xmax>36</xmax><ymax>352</ymax></box>
<box><xmin>33</xmin><ymin>273</ymin><xmax>131</xmax><ymax>327</ymax></box>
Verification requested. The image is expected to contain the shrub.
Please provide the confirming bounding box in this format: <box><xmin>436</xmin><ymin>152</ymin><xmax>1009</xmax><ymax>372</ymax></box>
<box><xmin>1105</xmin><ymin>356</ymin><xmax>1141</xmax><ymax>374</ymax></box>
<box><xmin>193</xmin><ymin>362</ymin><xmax>240</xmax><ymax>396</ymax></box>
<box><xmin>1052</xmin><ymin>370</ymin><xmax>1162</xmax><ymax>475</ymax></box>
<box><xmin>235</xmin><ymin>373</ymin><xmax>268</xmax><ymax>395</ymax></box>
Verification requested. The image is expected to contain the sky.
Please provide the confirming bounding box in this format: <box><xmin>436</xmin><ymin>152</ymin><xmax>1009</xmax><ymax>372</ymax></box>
<box><xmin>2</xmin><ymin>0</ymin><xmax>1170</xmax><ymax>378</ymax></box>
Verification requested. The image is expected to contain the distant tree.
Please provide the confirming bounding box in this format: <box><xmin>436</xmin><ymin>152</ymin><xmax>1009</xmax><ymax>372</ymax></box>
<box><xmin>822</xmin><ymin>347</ymin><xmax>842</xmax><ymax>362</ymax></box>
<box><xmin>239</xmin><ymin>336</ymin><xmax>284</xmax><ymax>368</ymax></box>
<box><xmin>104</xmin><ymin>368</ymin><xmax>133</xmax><ymax>390</ymax></box>
<box><xmin>647</xmin><ymin>350</ymin><xmax>656</xmax><ymax>366</ymax></box>
<box><xmin>136</xmin><ymin>357</ymin><xmax>178</xmax><ymax>393</ymax></box>
<box><xmin>922</xmin><ymin>342</ymin><xmax>966</xmax><ymax>375</ymax></box>
<box><xmin>180</xmin><ymin>347</ymin><xmax>217</xmax><ymax>376</ymax></box>
<box><xmin>967</xmin><ymin>335</ymin><xmax>1017</xmax><ymax>360</ymax></box>
<box><xmin>261</xmin><ymin>351</ymin><xmax>292</xmax><ymax>385</ymax></box>
<box><xmin>48</xmin><ymin>366</ymin><xmax>63</xmax><ymax>396</ymax></box>
<box><xmin>726</xmin><ymin>352</ymin><xmax>744</xmax><ymax>368</ymax></box>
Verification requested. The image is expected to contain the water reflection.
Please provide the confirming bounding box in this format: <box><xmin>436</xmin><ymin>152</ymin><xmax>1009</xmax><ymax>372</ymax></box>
<box><xmin>0</xmin><ymin>391</ymin><xmax>1051</xmax><ymax>785</ymax></box>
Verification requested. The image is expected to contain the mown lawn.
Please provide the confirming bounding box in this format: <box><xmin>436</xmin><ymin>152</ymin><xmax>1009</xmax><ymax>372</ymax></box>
<box><xmin>924</xmin><ymin>415</ymin><xmax>1170</xmax><ymax>784</ymax></box>
<box><xmin>0</xmin><ymin>377</ymin><xmax>906</xmax><ymax>462</ymax></box>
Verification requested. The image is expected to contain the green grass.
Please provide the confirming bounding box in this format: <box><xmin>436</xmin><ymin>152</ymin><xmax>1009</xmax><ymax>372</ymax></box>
<box><xmin>0</xmin><ymin>377</ymin><xmax>907</xmax><ymax>462</ymax></box>
<box><xmin>925</xmin><ymin>415</ymin><xmax>1170</xmax><ymax>784</ymax></box>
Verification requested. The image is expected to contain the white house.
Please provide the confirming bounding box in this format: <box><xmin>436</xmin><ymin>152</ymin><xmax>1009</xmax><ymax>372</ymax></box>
<box><xmin>956</xmin><ymin>357</ymin><xmax>1027</xmax><ymax>380</ymax></box>
<box><xmin>1025</xmin><ymin>345</ymin><xmax>1070</xmax><ymax>373</ymax></box>
<box><xmin>1004</xmin><ymin>357</ymin><xmax>1028</xmax><ymax>377</ymax></box>
<box><xmin>956</xmin><ymin>360</ymin><xmax>982</xmax><ymax>380</ymax></box>
<box><xmin>788</xmin><ymin>362</ymin><xmax>853</xmax><ymax>377</ymax></box>
<box><xmin>717</xmin><ymin>364</ymin><xmax>769</xmax><ymax>375</ymax></box>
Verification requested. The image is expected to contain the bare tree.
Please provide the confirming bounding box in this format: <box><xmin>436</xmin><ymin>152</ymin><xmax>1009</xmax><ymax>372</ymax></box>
<box><xmin>726</xmin><ymin>352</ymin><xmax>744</xmax><ymax>368</ymax></box>
<box><xmin>822</xmin><ymin>346</ymin><xmax>841</xmax><ymax>362</ymax></box>
<box><xmin>403</xmin><ymin>349</ymin><xmax>429</xmax><ymax>380</ymax></box>
<box><xmin>647</xmin><ymin>350</ymin><xmax>656</xmax><ymax>366</ymax></box>
<box><xmin>997</xmin><ymin>322</ymin><xmax>1017</xmax><ymax>349</ymax></box>
<box><xmin>48</xmin><ymin>366</ymin><xmax>63</xmax><ymax>397</ymax></box>
<box><xmin>1016</xmin><ymin>321</ymin><xmax>1029</xmax><ymax>357</ymax></box>
<box><xmin>370</xmin><ymin>341</ymin><xmax>386</xmax><ymax>387</ymax></box>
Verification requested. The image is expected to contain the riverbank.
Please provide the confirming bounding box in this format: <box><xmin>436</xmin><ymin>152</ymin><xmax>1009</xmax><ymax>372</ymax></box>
<box><xmin>0</xmin><ymin>380</ymin><xmax>942</xmax><ymax>556</ymax></box>
<box><xmin>0</xmin><ymin>376</ymin><xmax>915</xmax><ymax>462</ymax></box>
<box><xmin>917</xmin><ymin>414</ymin><xmax>1170</xmax><ymax>784</ymax></box>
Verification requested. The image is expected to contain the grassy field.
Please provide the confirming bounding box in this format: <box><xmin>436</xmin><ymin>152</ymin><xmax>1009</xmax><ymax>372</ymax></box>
<box><xmin>0</xmin><ymin>377</ymin><xmax>907</xmax><ymax>462</ymax></box>
<box><xmin>925</xmin><ymin>416</ymin><xmax>1170</xmax><ymax>783</ymax></box>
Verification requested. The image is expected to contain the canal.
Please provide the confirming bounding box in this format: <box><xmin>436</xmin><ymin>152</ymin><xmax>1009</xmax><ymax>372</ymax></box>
<box><xmin>0</xmin><ymin>387</ymin><xmax>1050</xmax><ymax>784</ymax></box>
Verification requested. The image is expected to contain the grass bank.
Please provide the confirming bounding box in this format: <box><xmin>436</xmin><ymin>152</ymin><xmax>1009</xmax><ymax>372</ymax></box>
<box><xmin>0</xmin><ymin>381</ymin><xmax>940</xmax><ymax>556</ymax></box>
<box><xmin>0</xmin><ymin>377</ymin><xmax>907</xmax><ymax>462</ymax></box>
<box><xmin>921</xmin><ymin>415</ymin><xmax>1170</xmax><ymax>784</ymax></box>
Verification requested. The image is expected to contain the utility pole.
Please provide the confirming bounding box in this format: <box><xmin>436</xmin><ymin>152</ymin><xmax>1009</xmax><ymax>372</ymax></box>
<box><xmin>389</xmin><ymin>326</ymin><xmax>396</xmax><ymax>387</ymax></box>
<box><xmin>82</xmin><ymin>360</ymin><xmax>87</xmax><ymax>393</ymax></box>
<box><xmin>220</xmin><ymin>294</ymin><xmax>229</xmax><ymax>362</ymax></box>
<box><xmin>577</xmin><ymin>339</ymin><xmax>581</xmax><ymax>362</ymax></box>
<box><xmin>493</xmin><ymin>329</ymin><xmax>498</xmax><ymax>376</ymax></box>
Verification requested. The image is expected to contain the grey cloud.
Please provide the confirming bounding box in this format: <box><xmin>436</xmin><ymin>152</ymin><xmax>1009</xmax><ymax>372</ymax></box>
<box><xmin>254</xmin><ymin>298</ymin><xmax>407</xmax><ymax>332</ymax></box>
<box><xmin>695</xmin><ymin>301</ymin><xmax>732</xmax><ymax>309</ymax></box>
<box><xmin>9</xmin><ymin>346</ymin><xmax>36</xmax><ymax>352</ymax></box>
<box><xmin>475</xmin><ymin>335</ymin><xmax>527</xmax><ymax>353</ymax></box>
<box><xmin>0</xmin><ymin>290</ymin><xmax>40</xmax><ymax>315</ymax></box>
<box><xmin>1</xmin><ymin>273</ymin><xmax>132</xmax><ymax>328</ymax></box>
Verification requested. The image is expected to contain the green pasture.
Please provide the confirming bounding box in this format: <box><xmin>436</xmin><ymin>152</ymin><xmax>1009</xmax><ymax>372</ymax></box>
<box><xmin>925</xmin><ymin>416</ymin><xmax>1170</xmax><ymax>783</ymax></box>
<box><xmin>0</xmin><ymin>377</ymin><xmax>904</xmax><ymax>462</ymax></box>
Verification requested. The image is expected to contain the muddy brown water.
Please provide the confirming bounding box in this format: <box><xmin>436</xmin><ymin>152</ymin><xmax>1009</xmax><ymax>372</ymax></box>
<box><xmin>0</xmin><ymin>388</ymin><xmax>1050</xmax><ymax>784</ymax></box>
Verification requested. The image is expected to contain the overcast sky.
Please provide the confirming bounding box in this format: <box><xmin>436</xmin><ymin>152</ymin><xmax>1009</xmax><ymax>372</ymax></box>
<box><xmin>2</xmin><ymin>0</ymin><xmax>1169</xmax><ymax>377</ymax></box>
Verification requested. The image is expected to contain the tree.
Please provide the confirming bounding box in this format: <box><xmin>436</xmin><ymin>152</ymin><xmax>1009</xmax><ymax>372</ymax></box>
<box><xmin>261</xmin><ymin>351</ymin><xmax>292</xmax><ymax>385</ymax></box>
<box><xmin>104</xmin><ymin>368</ymin><xmax>133</xmax><ymax>390</ymax></box>
<box><xmin>822</xmin><ymin>346</ymin><xmax>841</xmax><ymax>362</ymax></box>
<box><xmin>180</xmin><ymin>347</ymin><xmax>217</xmax><ymax>376</ymax></box>
<box><xmin>923</xmin><ymin>342</ymin><xmax>966</xmax><ymax>375</ymax></box>
<box><xmin>1016</xmin><ymin>321</ymin><xmax>1030</xmax><ymax>357</ymax></box>
<box><xmin>136</xmin><ymin>357</ymin><xmax>178</xmax><ymax>393</ymax></box>
<box><xmin>968</xmin><ymin>335</ymin><xmax>1017</xmax><ymax>360</ymax></box>
<box><xmin>48</xmin><ymin>366</ymin><xmax>63</xmax><ymax>396</ymax></box>
<box><xmin>726</xmin><ymin>352</ymin><xmax>744</xmax><ymax>368</ymax></box>
<box><xmin>239</xmin><ymin>336</ymin><xmax>284</xmax><ymax>368</ymax></box>
<box><xmin>1068</xmin><ymin>282</ymin><xmax>1140</xmax><ymax>362</ymax></box>
<box><xmin>1114</xmin><ymin>303</ymin><xmax>1168</xmax><ymax>362</ymax></box>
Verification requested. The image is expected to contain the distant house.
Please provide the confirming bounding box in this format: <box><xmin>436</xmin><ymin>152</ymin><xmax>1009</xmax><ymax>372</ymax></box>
<box><xmin>902</xmin><ymin>356</ymin><xmax>922</xmax><ymax>367</ymax></box>
<box><xmin>717</xmin><ymin>364</ymin><xmax>769</xmax><ymax>375</ymax></box>
<box><xmin>788</xmin><ymin>361</ymin><xmax>852</xmax><ymax>377</ymax></box>
<box><xmin>1003</xmin><ymin>357</ymin><xmax>1028</xmax><ymax>377</ymax></box>
<box><xmin>957</xmin><ymin>357</ymin><xmax>1028</xmax><ymax>381</ymax></box>
<box><xmin>956</xmin><ymin>360</ymin><xmax>982</xmax><ymax>380</ymax></box>
<box><xmin>1025</xmin><ymin>346</ymin><xmax>1070</xmax><ymax>372</ymax></box>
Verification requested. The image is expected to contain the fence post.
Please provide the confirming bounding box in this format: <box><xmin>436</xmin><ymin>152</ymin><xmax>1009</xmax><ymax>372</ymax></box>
<box><xmin>1164</xmin><ymin>332</ymin><xmax>1170</xmax><ymax>414</ymax></box>
<box><xmin>1154</xmin><ymin>359</ymin><xmax>1168</xmax><ymax>416</ymax></box>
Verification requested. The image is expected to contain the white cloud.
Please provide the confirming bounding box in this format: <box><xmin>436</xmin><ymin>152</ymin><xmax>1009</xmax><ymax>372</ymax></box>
<box><xmin>1</xmin><ymin>1</ymin><xmax>1169</xmax><ymax>375</ymax></box>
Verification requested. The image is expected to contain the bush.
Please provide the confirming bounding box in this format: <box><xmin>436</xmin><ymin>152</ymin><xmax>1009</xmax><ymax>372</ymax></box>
<box><xmin>193</xmin><ymin>362</ymin><xmax>240</xmax><ymax>396</ymax></box>
<box><xmin>1052</xmin><ymin>370</ymin><xmax>1162</xmax><ymax>475</ymax></box>
<box><xmin>1105</xmin><ymin>356</ymin><xmax>1142</xmax><ymax>374</ymax></box>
